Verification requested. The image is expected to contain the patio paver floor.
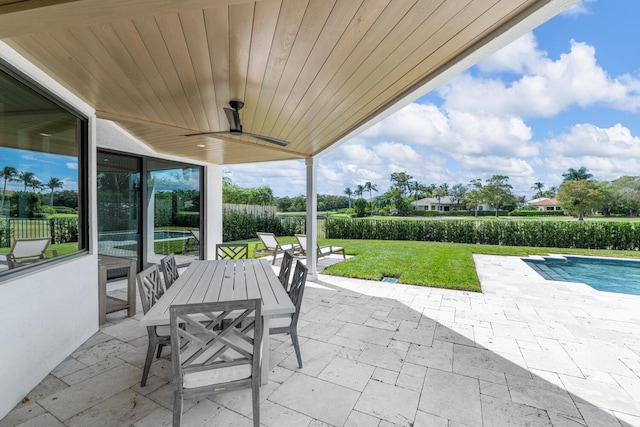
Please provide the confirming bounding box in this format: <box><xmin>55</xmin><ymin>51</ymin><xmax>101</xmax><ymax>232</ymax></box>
<box><xmin>2</xmin><ymin>254</ymin><xmax>640</xmax><ymax>426</ymax></box>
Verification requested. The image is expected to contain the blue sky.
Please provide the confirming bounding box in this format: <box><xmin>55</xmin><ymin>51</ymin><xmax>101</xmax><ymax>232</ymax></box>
<box><xmin>0</xmin><ymin>147</ymin><xmax>78</xmax><ymax>192</ymax></box>
<box><xmin>227</xmin><ymin>0</ymin><xmax>640</xmax><ymax>199</ymax></box>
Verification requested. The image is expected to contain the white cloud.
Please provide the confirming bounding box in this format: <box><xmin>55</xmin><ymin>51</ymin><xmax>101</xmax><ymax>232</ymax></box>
<box><xmin>443</xmin><ymin>38</ymin><xmax>640</xmax><ymax>117</ymax></box>
<box><xmin>454</xmin><ymin>155</ymin><xmax>535</xmax><ymax>177</ymax></box>
<box><xmin>66</xmin><ymin>162</ymin><xmax>78</xmax><ymax>170</ymax></box>
<box><xmin>548</xmin><ymin>123</ymin><xmax>640</xmax><ymax>157</ymax></box>
<box><xmin>561</xmin><ymin>0</ymin><xmax>595</xmax><ymax>17</ymax></box>
<box><xmin>361</xmin><ymin>103</ymin><xmax>451</xmax><ymax>148</ymax></box>
<box><xmin>477</xmin><ymin>32</ymin><xmax>545</xmax><ymax>74</ymax></box>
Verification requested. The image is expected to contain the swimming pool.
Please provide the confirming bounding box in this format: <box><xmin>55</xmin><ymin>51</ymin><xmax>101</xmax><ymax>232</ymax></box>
<box><xmin>99</xmin><ymin>230</ymin><xmax>192</xmax><ymax>242</ymax></box>
<box><xmin>523</xmin><ymin>255</ymin><xmax>640</xmax><ymax>296</ymax></box>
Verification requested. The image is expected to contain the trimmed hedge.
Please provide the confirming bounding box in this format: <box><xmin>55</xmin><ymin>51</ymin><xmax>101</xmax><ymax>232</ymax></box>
<box><xmin>49</xmin><ymin>217</ymin><xmax>78</xmax><ymax>244</ymax></box>
<box><xmin>223</xmin><ymin>209</ymin><xmax>305</xmax><ymax>242</ymax></box>
<box><xmin>325</xmin><ymin>218</ymin><xmax>640</xmax><ymax>250</ymax></box>
<box><xmin>411</xmin><ymin>209</ymin><xmax>510</xmax><ymax>217</ymax></box>
<box><xmin>509</xmin><ymin>209</ymin><xmax>565</xmax><ymax>217</ymax></box>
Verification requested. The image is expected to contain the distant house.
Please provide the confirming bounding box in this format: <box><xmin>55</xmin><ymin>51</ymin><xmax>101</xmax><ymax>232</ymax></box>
<box><xmin>412</xmin><ymin>196</ymin><xmax>491</xmax><ymax>212</ymax></box>
<box><xmin>527</xmin><ymin>197</ymin><xmax>562</xmax><ymax>211</ymax></box>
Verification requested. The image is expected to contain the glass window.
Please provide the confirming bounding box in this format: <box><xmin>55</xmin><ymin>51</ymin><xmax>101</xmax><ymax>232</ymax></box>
<box><xmin>147</xmin><ymin>159</ymin><xmax>201</xmax><ymax>266</ymax></box>
<box><xmin>0</xmin><ymin>65</ymin><xmax>87</xmax><ymax>276</ymax></box>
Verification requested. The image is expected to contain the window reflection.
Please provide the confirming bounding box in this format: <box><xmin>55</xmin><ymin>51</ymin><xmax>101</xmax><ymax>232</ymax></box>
<box><xmin>147</xmin><ymin>159</ymin><xmax>201</xmax><ymax>266</ymax></box>
<box><xmin>0</xmin><ymin>66</ymin><xmax>85</xmax><ymax>274</ymax></box>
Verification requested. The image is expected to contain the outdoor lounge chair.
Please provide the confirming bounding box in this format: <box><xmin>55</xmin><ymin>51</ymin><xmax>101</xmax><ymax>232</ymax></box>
<box><xmin>254</xmin><ymin>232</ymin><xmax>299</xmax><ymax>265</ymax></box>
<box><xmin>182</xmin><ymin>229</ymin><xmax>200</xmax><ymax>254</ymax></box>
<box><xmin>0</xmin><ymin>237</ymin><xmax>57</xmax><ymax>269</ymax></box>
<box><xmin>294</xmin><ymin>234</ymin><xmax>345</xmax><ymax>260</ymax></box>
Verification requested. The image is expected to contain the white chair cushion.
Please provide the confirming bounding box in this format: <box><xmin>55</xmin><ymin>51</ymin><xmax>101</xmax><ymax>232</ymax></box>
<box><xmin>269</xmin><ymin>315</ymin><xmax>292</xmax><ymax>329</ymax></box>
<box><xmin>183</xmin><ymin>364</ymin><xmax>252</xmax><ymax>389</ymax></box>
<box><xmin>156</xmin><ymin>325</ymin><xmax>171</xmax><ymax>336</ymax></box>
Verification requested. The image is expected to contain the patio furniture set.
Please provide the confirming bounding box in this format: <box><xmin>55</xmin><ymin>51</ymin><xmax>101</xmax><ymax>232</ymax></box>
<box><xmin>136</xmin><ymin>244</ymin><xmax>309</xmax><ymax>426</ymax></box>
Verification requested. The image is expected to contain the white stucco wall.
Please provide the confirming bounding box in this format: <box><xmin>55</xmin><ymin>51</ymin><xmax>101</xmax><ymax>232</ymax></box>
<box><xmin>0</xmin><ymin>42</ymin><xmax>99</xmax><ymax>418</ymax></box>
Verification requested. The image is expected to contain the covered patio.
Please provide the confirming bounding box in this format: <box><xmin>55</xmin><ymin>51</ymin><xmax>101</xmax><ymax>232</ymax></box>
<box><xmin>3</xmin><ymin>255</ymin><xmax>639</xmax><ymax>426</ymax></box>
<box><xmin>0</xmin><ymin>0</ymin><xmax>586</xmax><ymax>422</ymax></box>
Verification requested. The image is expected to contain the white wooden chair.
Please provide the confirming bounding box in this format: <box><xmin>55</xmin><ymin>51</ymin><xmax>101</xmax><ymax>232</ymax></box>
<box><xmin>170</xmin><ymin>299</ymin><xmax>262</xmax><ymax>427</ymax></box>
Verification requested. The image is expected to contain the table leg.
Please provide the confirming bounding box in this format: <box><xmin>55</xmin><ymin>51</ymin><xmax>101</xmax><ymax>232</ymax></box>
<box><xmin>261</xmin><ymin>316</ymin><xmax>270</xmax><ymax>386</ymax></box>
<box><xmin>98</xmin><ymin>264</ymin><xmax>107</xmax><ymax>324</ymax></box>
<box><xmin>126</xmin><ymin>260</ymin><xmax>136</xmax><ymax>317</ymax></box>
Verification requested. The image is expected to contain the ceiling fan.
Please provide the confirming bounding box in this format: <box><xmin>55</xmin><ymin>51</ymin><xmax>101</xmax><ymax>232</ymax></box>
<box><xmin>183</xmin><ymin>100</ymin><xmax>289</xmax><ymax>147</ymax></box>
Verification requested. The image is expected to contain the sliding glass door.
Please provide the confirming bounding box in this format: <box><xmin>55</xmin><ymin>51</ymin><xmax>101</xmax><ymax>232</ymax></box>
<box><xmin>97</xmin><ymin>150</ymin><xmax>202</xmax><ymax>273</ymax></box>
<box><xmin>97</xmin><ymin>152</ymin><xmax>141</xmax><ymax>272</ymax></box>
<box><xmin>146</xmin><ymin>159</ymin><xmax>201</xmax><ymax>266</ymax></box>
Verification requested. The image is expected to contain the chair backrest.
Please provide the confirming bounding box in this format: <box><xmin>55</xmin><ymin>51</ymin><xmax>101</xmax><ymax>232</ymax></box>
<box><xmin>189</xmin><ymin>229</ymin><xmax>200</xmax><ymax>242</ymax></box>
<box><xmin>170</xmin><ymin>299</ymin><xmax>262</xmax><ymax>394</ymax></box>
<box><xmin>278</xmin><ymin>250</ymin><xmax>294</xmax><ymax>291</ymax></box>
<box><xmin>256</xmin><ymin>232</ymin><xmax>279</xmax><ymax>250</ymax></box>
<box><xmin>160</xmin><ymin>253</ymin><xmax>179</xmax><ymax>289</ymax></box>
<box><xmin>136</xmin><ymin>264</ymin><xmax>165</xmax><ymax>314</ymax></box>
<box><xmin>289</xmin><ymin>260</ymin><xmax>308</xmax><ymax>320</ymax></box>
<box><xmin>215</xmin><ymin>243</ymin><xmax>249</xmax><ymax>260</ymax></box>
<box><xmin>11</xmin><ymin>237</ymin><xmax>50</xmax><ymax>259</ymax></box>
<box><xmin>294</xmin><ymin>234</ymin><xmax>307</xmax><ymax>253</ymax></box>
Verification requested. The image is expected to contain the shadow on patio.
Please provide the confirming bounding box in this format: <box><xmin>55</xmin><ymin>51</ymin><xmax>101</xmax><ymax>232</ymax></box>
<box><xmin>2</xmin><ymin>254</ymin><xmax>640</xmax><ymax>426</ymax></box>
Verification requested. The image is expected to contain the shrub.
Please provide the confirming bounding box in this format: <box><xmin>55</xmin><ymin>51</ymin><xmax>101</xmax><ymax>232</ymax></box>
<box><xmin>223</xmin><ymin>209</ymin><xmax>305</xmax><ymax>242</ymax></box>
<box><xmin>54</xmin><ymin>206</ymin><xmax>77</xmax><ymax>214</ymax></box>
<box><xmin>324</xmin><ymin>218</ymin><xmax>640</xmax><ymax>250</ymax></box>
<box><xmin>49</xmin><ymin>217</ymin><xmax>78</xmax><ymax>244</ymax></box>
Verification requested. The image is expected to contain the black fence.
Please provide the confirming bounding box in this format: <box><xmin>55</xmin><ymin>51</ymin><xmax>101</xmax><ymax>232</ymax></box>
<box><xmin>1</xmin><ymin>218</ymin><xmax>78</xmax><ymax>247</ymax></box>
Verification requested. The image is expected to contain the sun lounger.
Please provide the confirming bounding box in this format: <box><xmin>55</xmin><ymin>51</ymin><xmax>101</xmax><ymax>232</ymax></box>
<box><xmin>294</xmin><ymin>234</ymin><xmax>345</xmax><ymax>260</ymax></box>
<box><xmin>254</xmin><ymin>232</ymin><xmax>299</xmax><ymax>265</ymax></box>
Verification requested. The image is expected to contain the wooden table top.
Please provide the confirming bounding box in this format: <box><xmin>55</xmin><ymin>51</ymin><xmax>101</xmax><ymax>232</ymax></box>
<box><xmin>140</xmin><ymin>259</ymin><xmax>295</xmax><ymax>327</ymax></box>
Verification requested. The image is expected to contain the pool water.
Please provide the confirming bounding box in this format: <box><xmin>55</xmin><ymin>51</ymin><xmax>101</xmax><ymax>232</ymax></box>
<box><xmin>523</xmin><ymin>256</ymin><xmax>640</xmax><ymax>296</ymax></box>
<box><xmin>99</xmin><ymin>231</ymin><xmax>192</xmax><ymax>241</ymax></box>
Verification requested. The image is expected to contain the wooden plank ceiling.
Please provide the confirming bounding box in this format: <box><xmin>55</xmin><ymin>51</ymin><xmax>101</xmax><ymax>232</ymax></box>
<box><xmin>0</xmin><ymin>0</ymin><xmax>561</xmax><ymax>165</ymax></box>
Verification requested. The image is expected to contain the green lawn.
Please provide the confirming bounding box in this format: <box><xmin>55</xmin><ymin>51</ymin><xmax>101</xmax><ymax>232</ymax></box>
<box><xmin>313</xmin><ymin>239</ymin><xmax>640</xmax><ymax>292</ymax></box>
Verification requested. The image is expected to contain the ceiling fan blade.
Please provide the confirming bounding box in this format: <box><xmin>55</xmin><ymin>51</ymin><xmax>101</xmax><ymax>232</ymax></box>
<box><xmin>182</xmin><ymin>131</ymin><xmax>231</xmax><ymax>137</ymax></box>
<box><xmin>245</xmin><ymin>132</ymin><xmax>290</xmax><ymax>147</ymax></box>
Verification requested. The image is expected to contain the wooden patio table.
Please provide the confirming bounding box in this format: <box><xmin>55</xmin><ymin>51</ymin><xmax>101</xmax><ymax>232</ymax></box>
<box><xmin>139</xmin><ymin>258</ymin><xmax>295</xmax><ymax>385</ymax></box>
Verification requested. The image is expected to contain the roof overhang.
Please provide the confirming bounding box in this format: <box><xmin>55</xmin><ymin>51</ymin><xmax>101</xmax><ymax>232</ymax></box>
<box><xmin>0</xmin><ymin>0</ymin><xmax>579</xmax><ymax>165</ymax></box>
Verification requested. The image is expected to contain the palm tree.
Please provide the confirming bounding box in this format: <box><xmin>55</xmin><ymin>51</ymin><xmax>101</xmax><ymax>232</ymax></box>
<box><xmin>344</xmin><ymin>187</ymin><xmax>353</xmax><ymax>209</ymax></box>
<box><xmin>562</xmin><ymin>167</ymin><xmax>593</xmax><ymax>182</ymax></box>
<box><xmin>29</xmin><ymin>179</ymin><xmax>42</xmax><ymax>193</ymax></box>
<box><xmin>363</xmin><ymin>182</ymin><xmax>378</xmax><ymax>211</ymax></box>
<box><xmin>531</xmin><ymin>181</ymin><xmax>545</xmax><ymax>199</ymax></box>
<box><xmin>46</xmin><ymin>177</ymin><xmax>64</xmax><ymax>206</ymax></box>
<box><xmin>354</xmin><ymin>184</ymin><xmax>364</xmax><ymax>198</ymax></box>
<box><xmin>18</xmin><ymin>171</ymin><xmax>36</xmax><ymax>191</ymax></box>
<box><xmin>1</xmin><ymin>166</ymin><xmax>18</xmax><ymax>214</ymax></box>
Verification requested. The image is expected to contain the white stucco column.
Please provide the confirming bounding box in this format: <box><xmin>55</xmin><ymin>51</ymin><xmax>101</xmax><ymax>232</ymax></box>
<box><xmin>305</xmin><ymin>157</ymin><xmax>318</xmax><ymax>280</ymax></box>
<box><xmin>205</xmin><ymin>164</ymin><xmax>223</xmax><ymax>260</ymax></box>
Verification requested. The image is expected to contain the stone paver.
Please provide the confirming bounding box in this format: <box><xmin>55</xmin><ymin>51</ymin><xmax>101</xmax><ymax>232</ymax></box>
<box><xmin>3</xmin><ymin>254</ymin><xmax>640</xmax><ymax>426</ymax></box>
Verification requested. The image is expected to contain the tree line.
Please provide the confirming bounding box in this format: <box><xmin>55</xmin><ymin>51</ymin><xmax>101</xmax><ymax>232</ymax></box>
<box><xmin>212</xmin><ymin>165</ymin><xmax>640</xmax><ymax>220</ymax></box>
